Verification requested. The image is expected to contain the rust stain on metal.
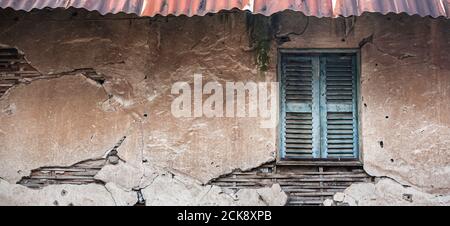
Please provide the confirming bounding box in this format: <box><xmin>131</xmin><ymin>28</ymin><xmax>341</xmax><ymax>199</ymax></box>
<box><xmin>0</xmin><ymin>0</ymin><xmax>448</xmax><ymax>18</ymax></box>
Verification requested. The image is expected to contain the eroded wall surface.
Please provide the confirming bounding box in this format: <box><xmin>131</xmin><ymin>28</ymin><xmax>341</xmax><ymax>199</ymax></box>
<box><xmin>0</xmin><ymin>9</ymin><xmax>277</xmax><ymax>186</ymax></box>
<box><xmin>273</xmin><ymin>12</ymin><xmax>450</xmax><ymax>198</ymax></box>
<box><xmin>0</xmin><ymin>8</ymin><xmax>449</xmax><ymax>205</ymax></box>
<box><xmin>324</xmin><ymin>178</ymin><xmax>450</xmax><ymax>206</ymax></box>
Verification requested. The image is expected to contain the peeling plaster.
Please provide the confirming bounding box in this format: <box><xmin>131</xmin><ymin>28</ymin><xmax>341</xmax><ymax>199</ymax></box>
<box><xmin>0</xmin><ymin>8</ymin><xmax>449</xmax><ymax>205</ymax></box>
<box><xmin>0</xmin><ymin>179</ymin><xmax>116</xmax><ymax>206</ymax></box>
<box><xmin>0</xmin><ymin>74</ymin><xmax>134</xmax><ymax>183</ymax></box>
<box><xmin>276</xmin><ymin>12</ymin><xmax>450</xmax><ymax>195</ymax></box>
<box><xmin>325</xmin><ymin>178</ymin><xmax>450</xmax><ymax>206</ymax></box>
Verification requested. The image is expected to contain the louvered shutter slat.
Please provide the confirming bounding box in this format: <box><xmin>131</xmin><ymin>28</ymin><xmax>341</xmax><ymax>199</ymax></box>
<box><xmin>322</xmin><ymin>54</ymin><xmax>358</xmax><ymax>159</ymax></box>
<box><xmin>280</xmin><ymin>51</ymin><xmax>359</xmax><ymax>160</ymax></box>
<box><xmin>281</xmin><ymin>56</ymin><xmax>320</xmax><ymax>159</ymax></box>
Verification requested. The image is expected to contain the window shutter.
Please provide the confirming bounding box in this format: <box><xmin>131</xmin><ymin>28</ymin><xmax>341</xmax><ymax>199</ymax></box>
<box><xmin>280</xmin><ymin>55</ymin><xmax>321</xmax><ymax>159</ymax></box>
<box><xmin>280</xmin><ymin>51</ymin><xmax>359</xmax><ymax>160</ymax></box>
<box><xmin>321</xmin><ymin>54</ymin><xmax>358</xmax><ymax>159</ymax></box>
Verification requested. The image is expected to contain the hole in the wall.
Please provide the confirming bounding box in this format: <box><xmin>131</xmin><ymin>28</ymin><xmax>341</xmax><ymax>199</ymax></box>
<box><xmin>17</xmin><ymin>138</ymin><xmax>126</xmax><ymax>189</ymax></box>
<box><xmin>1</xmin><ymin>49</ymin><xmax>106</xmax><ymax>97</ymax></box>
<box><xmin>341</xmin><ymin>38</ymin><xmax>346</xmax><ymax>42</ymax></box>
<box><xmin>385</xmin><ymin>116</ymin><xmax>389</xmax><ymax>119</ymax></box>
<box><xmin>68</xmin><ymin>203</ymin><xmax>74</xmax><ymax>206</ymax></box>
<box><xmin>108</xmin><ymin>155</ymin><xmax>120</xmax><ymax>165</ymax></box>
<box><xmin>390</xmin><ymin>159</ymin><xmax>395</xmax><ymax>163</ymax></box>
<box><xmin>0</xmin><ymin>47</ymin><xmax>42</xmax><ymax>97</ymax></box>
<box><xmin>276</xmin><ymin>36</ymin><xmax>291</xmax><ymax>44</ymax></box>
<box><xmin>210</xmin><ymin>162</ymin><xmax>373</xmax><ymax>206</ymax></box>
<box><xmin>143</xmin><ymin>113</ymin><xmax>148</xmax><ymax>118</ymax></box>
<box><xmin>375</xmin><ymin>63</ymin><xmax>378</xmax><ymax>67</ymax></box>
<box><xmin>53</xmin><ymin>200</ymin><xmax>59</xmax><ymax>206</ymax></box>
<box><xmin>379</xmin><ymin>141</ymin><xmax>384</xmax><ymax>148</ymax></box>
<box><xmin>97</xmin><ymin>79</ymin><xmax>105</xmax><ymax>85</ymax></box>
<box><xmin>18</xmin><ymin>158</ymin><xmax>106</xmax><ymax>189</ymax></box>
<box><xmin>108</xmin><ymin>150</ymin><xmax>118</xmax><ymax>156</ymax></box>
<box><xmin>364</xmin><ymin>103</ymin><xmax>368</xmax><ymax>108</ymax></box>
<box><xmin>134</xmin><ymin>189</ymin><xmax>146</xmax><ymax>206</ymax></box>
<box><xmin>402</xmin><ymin>194</ymin><xmax>413</xmax><ymax>202</ymax></box>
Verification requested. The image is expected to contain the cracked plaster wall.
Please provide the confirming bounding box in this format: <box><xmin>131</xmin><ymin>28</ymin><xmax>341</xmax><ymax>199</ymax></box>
<box><xmin>0</xmin><ymin>8</ymin><xmax>449</xmax><ymax>205</ymax></box>
<box><xmin>324</xmin><ymin>179</ymin><xmax>450</xmax><ymax>206</ymax></box>
<box><xmin>0</xmin><ymin>8</ymin><xmax>276</xmax><ymax>187</ymax></box>
<box><xmin>273</xmin><ymin>12</ymin><xmax>450</xmax><ymax>198</ymax></box>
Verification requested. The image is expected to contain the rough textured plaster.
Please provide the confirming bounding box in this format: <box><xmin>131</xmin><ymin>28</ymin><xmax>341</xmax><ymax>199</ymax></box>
<box><xmin>0</xmin><ymin>7</ymin><xmax>449</xmax><ymax>205</ymax></box>
<box><xmin>95</xmin><ymin>162</ymin><xmax>161</xmax><ymax>191</ymax></box>
<box><xmin>274</xmin><ymin>12</ymin><xmax>450</xmax><ymax>194</ymax></box>
<box><xmin>1</xmin><ymin>160</ymin><xmax>288</xmax><ymax>206</ymax></box>
<box><xmin>324</xmin><ymin>179</ymin><xmax>450</xmax><ymax>206</ymax></box>
<box><xmin>104</xmin><ymin>182</ymin><xmax>138</xmax><ymax>206</ymax></box>
<box><xmin>0</xmin><ymin>8</ymin><xmax>277</xmax><ymax>184</ymax></box>
<box><xmin>96</xmin><ymin>162</ymin><xmax>287</xmax><ymax>206</ymax></box>
<box><xmin>0</xmin><ymin>75</ymin><xmax>134</xmax><ymax>183</ymax></box>
<box><xmin>0</xmin><ymin>179</ymin><xmax>115</xmax><ymax>206</ymax></box>
<box><xmin>141</xmin><ymin>170</ymin><xmax>287</xmax><ymax>206</ymax></box>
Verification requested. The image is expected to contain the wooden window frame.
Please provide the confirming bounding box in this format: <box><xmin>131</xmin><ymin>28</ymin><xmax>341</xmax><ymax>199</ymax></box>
<box><xmin>277</xmin><ymin>48</ymin><xmax>362</xmax><ymax>165</ymax></box>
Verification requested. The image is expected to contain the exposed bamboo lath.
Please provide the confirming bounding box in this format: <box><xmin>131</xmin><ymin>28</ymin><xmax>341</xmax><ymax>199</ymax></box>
<box><xmin>210</xmin><ymin>163</ymin><xmax>373</xmax><ymax>206</ymax></box>
<box><xmin>0</xmin><ymin>48</ymin><xmax>41</xmax><ymax>97</ymax></box>
<box><xmin>0</xmin><ymin>47</ymin><xmax>105</xmax><ymax>97</ymax></box>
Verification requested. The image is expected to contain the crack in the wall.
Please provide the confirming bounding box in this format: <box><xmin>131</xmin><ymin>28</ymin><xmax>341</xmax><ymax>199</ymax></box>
<box><xmin>210</xmin><ymin>163</ymin><xmax>373</xmax><ymax>206</ymax></box>
<box><xmin>104</xmin><ymin>136</ymin><xmax>127</xmax><ymax>165</ymax></box>
<box><xmin>205</xmin><ymin>159</ymin><xmax>275</xmax><ymax>186</ymax></box>
<box><xmin>361</xmin><ymin>163</ymin><xmax>435</xmax><ymax>193</ymax></box>
<box><xmin>274</xmin><ymin>16</ymin><xmax>309</xmax><ymax>44</ymax></box>
<box><xmin>104</xmin><ymin>186</ymin><xmax>118</xmax><ymax>206</ymax></box>
<box><xmin>134</xmin><ymin>189</ymin><xmax>146</xmax><ymax>206</ymax></box>
<box><xmin>359</xmin><ymin>34</ymin><xmax>417</xmax><ymax>61</ymax></box>
<box><xmin>17</xmin><ymin>136</ymin><xmax>128</xmax><ymax>189</ymax></box>
<box><xmin>136</xmin><ymin>120</ymin><xmax>147</xmax><ymax>189</ymax></box>
<box><xmin>0</xmin><ymin>46</ymin><xmax>108</xmax><ymax>99</ymax></box>
<box><xmin>1</xmin><ymin>11</ymin><xmax>448</xmax><ymax>206</ymax></box>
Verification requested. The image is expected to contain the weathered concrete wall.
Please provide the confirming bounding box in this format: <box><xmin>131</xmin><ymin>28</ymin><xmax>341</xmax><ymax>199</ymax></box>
<box><xmin>0</xmin><ymin>9</ymin><xmax>276</xmax><ymax>186</ymax></box>
<box><xmin>324</xmin><ymin>179</ymin><xmax>450</xmax><ymax>206</ymax></box>
<box><xmin>0</xmin><ymin>75</ymin><xmax>133</xmax><ymax>182</ymax></box>
<box><xmin>0</xmin><ymin>8</ymin><xmax>449</xmax><ymax>205</ymax></box>
<box><xmin>272</xmin><ymin>12</ymin><xmax>450</xmax><ymax>196</ymax></box>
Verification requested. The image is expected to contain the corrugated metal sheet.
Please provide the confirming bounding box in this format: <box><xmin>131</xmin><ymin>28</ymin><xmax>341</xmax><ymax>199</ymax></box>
<box><xmin>0</xmin><ymin>0</ymin><xmax>448</xmax><ymax>18</ymax></box>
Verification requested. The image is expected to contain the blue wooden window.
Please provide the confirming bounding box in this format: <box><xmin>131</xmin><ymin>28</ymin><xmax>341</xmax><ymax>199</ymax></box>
<box><xmin>279</xmin><ymin>50</ymin><xmax>359</xmax><ymax>160</ymax></box>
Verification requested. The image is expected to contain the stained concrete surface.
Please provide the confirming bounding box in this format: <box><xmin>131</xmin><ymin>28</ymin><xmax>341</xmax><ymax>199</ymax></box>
<box><xmin>0</xmin><ymin>8</ymin><xmax>449</xmax><ymax>205</ymax></box>
<box><xmin>0</xmin><ymin>179</ymin><xmax>116</xmax><ymax>206</ymax></box>
<box><xmin>0</xmin><ymin>162</ymin><xmax>288</xmax><ymax>206</ymax></box>
<box><xmin>275</xmin><ymin>12</ymin><xmax>450</xmax><ymax>195</ymax></box>
<box><xmin>324</xmin><ymin>179</ymin><xmax>450</xmax><ymax>206</ymax></box>
<box><xmin>0</xmin><ymin>75</ymin><xmax>134</xmax><ymax>183</ymax></box>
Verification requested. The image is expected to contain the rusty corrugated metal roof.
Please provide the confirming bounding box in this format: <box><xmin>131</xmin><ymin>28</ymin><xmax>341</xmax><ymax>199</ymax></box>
<box><xmin>0</xmin><ymin>0</ymin><xmax>448</xmax><ymax>18</ymax></box>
